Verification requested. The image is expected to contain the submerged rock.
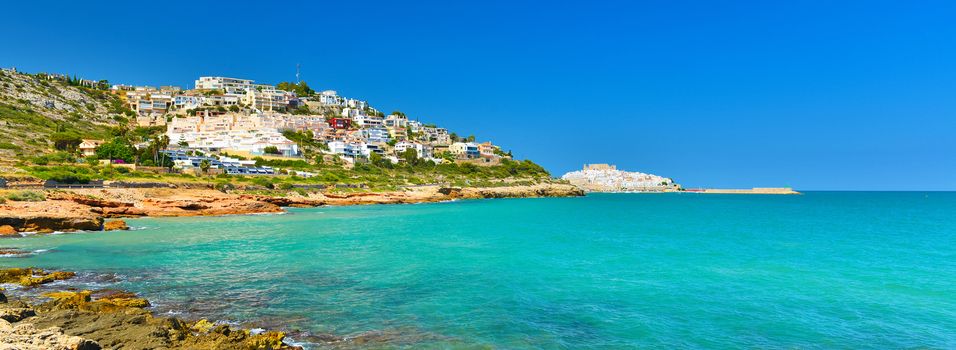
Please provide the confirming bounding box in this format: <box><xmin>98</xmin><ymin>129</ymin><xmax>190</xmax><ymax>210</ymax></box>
<box><xmin>0</xmin><ymin>259</ymin><xmax>312</xmax><ymax>349</ymax></box>
<box><xmin>19</xmin><ymin>271</ymin><xmax>76</xmax><ymax>287</ymax></box>
<box><xmin>0</xmin><ymin>268</ymin><xmax>76</xmax><ymax>287</ymax></box>
<box><xmin>0</xmin><ymin>248</ymin><xmax>31</xmax><ymax>257</ymax></box>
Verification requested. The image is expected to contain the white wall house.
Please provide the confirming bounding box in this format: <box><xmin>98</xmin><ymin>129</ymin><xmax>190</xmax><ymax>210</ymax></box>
<box><xmin>195</xmin><ymin>76</ymin><xmax>255</xmax><ymax>96</ymax></box>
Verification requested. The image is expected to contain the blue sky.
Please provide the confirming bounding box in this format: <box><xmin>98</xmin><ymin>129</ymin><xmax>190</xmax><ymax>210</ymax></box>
<box><xmin>2</xmin><ymin>1</ymin><xmax>955</xmax><ymax>190</ymax></box>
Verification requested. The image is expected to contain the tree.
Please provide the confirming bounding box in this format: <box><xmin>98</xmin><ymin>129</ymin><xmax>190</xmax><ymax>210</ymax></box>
<box><xmin>150</xmin><ymin>134</ymin><xmax>170</xmax><ymax>166</ymax></box>
<box><xmin>199</xmin><ymin>159</ymin><xmax>211</xmax><ymax>174</ymax></box>
<box><xmin>50</xmin><ymin>132</ymin><xmax>82</xmax><ymax>151</ymax></box>
<box><xmin>95</xmin><ymin>138</ymin><xmax>135</xmax><ymax>163</ymax></box>
<box><xmin>390</xmin><ymin>110</ymin><xmax>406</xmax><ymax>117</ymax></box>
<box><xmin>277</xmin><ymin>81</ymin><xmax>315</xmax><ymax>96</ymax></box>
<box><xmin>263</xmin><ymin>146</ymin><xmax>281</xmax><ymax>155</ymax></box>
<box><xmin>369</xmin><ymin>152</ymin><xmax>393</xmax><ymax>168</ymax></box>
<box><xmin>401</xmin><ymin>148</ymin><xmax>419</xmax><ymax>166</ymax></box>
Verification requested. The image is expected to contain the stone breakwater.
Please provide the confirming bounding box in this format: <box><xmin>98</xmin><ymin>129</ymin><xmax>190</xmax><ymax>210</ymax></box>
<box><xmin>690</xmin><ymin>187</ymin><xmax>801</xmax><ymax>195</ymax></box>
<box><xmin>0</xmin><ymin>267</ymin><xmax>298</xmax><ymax>349</ymax></box>
<box><xmin>0</xmin><ymin>183</ymin><xmax>584</xmax><ymax>233</ymax></box>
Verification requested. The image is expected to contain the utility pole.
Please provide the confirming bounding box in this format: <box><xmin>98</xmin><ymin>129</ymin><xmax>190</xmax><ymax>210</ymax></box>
<box><xmin>296</xmin><ymin>63</ymin><xmax>300</xmax><ymax>84</ymax></box>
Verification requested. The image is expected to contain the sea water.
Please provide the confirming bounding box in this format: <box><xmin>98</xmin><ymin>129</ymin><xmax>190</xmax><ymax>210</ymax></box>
<box><xmin>1</xmin><ymin>192</ymin><xmax>955</xmax><ymax>349</ymax></box>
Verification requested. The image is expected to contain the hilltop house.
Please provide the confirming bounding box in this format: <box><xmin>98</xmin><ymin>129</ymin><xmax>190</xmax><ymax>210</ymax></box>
<box><xmin>78</xmin><ymin>139</ymin><xmax>105</xmax><ymax>157</ymax></box>
<box><xmin>194</xmin><ymin>76</ymin><xmax>255</xmax><ymax>96</ymax></box>
<box><xmin>449</xmin><ymin>142</ymin><xmax>480</xmax><ymax>159</ymax></box>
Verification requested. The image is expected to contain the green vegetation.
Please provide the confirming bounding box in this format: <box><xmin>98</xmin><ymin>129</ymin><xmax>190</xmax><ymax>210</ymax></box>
<box><xmin>17</xmin><ymin>156</ymin><xmax>550</xmax><ymax>194</ymax></box>
<box><xmin>5</xmin><ymin>190</ymin><xmax>46</xmax><ymax>202</ymax></box>
<box><xmin>94</xmin><ymin>138</ymin><xmax>136</xmax><ymax>163</ymax></box>
<box><xmin>276</xmin><ymin>81</ymin><xmax>315</xmax><ymax>96</ymax></box>
<box><xmin>29</xmin><ymin>165</ymin><xmax>96</xmax><ymax>183</ymax></box>
<box><xmin>50</xmin><ymin>132</ymin><xmax>82</xmax><ymax>151</ymax></box>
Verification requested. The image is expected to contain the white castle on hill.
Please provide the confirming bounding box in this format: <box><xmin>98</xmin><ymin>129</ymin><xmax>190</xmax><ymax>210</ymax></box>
<box><xmin>561</xmin><ymin>164</ymin><xmax>680</xmax><ymax>192</ymax></box>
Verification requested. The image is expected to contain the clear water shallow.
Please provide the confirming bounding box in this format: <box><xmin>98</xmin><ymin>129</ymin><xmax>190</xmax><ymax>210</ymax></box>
<box><xmin>2</xmin><ymin>192</ymin><xmax>955</xmax><ymax>348</ymax></box>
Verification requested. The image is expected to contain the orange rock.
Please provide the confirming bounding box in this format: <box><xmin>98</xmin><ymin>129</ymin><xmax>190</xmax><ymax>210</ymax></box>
<box><xmin>103</xmin><ymin>220</ymin><xmax>129</xmax><ymax>231</ymax></box>
<box><xmin>0</xmin><ymin>225</ymin><xmax>17</xmax><ymax>235</ymax></box>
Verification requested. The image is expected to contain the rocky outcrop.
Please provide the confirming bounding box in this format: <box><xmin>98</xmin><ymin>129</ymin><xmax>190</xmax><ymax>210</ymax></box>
<box><xmin>0</xmin><ymin>268</ymin><xmax>301</xmax><ymax>350</ymax></box>
<box><xmin>0</xmin><ymin>200</ymin><xmax>103</xmax><ymax>233</ymax></box>
<box><xmin>0</xmin><ymin>268</ymin><xmax>76</xmax><ymax>287</ymax></box>
<box><xmin>0</xmin><ymin>216</ymin><xmax>103</xmax><ymax>233</ymax></box>
<box><xmin>0</xmin><ymin>183</ymin><xmax>582</xmax><ymax>234</ymax></box>
<box><xmin>268</xmin><ymin>183</ymin><xmax>584</xmax><ymax>207</ymax></box>
<box><xmin>0</xmin><ymin>319</ymin><xmax>101</xmax><ymax>350</ymax></box>
<box><xmin>45</xmin><ymin>193</ymin><xmax>132</xmax><ymax>208</ymax></box>
<box><xmin>459</xmin><ymin>183</ymin><xmax>585</xmax><ymax>199</ymax></box>
<box><xmin>102</xmin><ymin>220</ymin><xmax>129</xmax><ymax>231</ymax></box>
<box><xmin>138</xmin><ymin>196</ymin><xmax>283</xmax><ymax>217</ymax></box>
<box><xmin>0</xmin><ymin>225</ymin><xmax>16</xmax><ymax>236</ymax></box>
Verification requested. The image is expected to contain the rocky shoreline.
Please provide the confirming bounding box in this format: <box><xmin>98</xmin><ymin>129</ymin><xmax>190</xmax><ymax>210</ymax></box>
<box><xmin>0</xmin><ymin>267</ymin><xmax>298</xmax><ymax>349</ymax></box>
<box><xmin>0</xmin><ymin>183</ymin><xmax>584</xmax><ymax>234</ymax></box>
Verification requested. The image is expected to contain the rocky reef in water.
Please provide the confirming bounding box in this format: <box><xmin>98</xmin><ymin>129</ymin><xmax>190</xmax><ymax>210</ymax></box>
<box><xmin>0</xmin><ymin>267</ymin><xmax>299</xmax><ymax>349</ymax></box>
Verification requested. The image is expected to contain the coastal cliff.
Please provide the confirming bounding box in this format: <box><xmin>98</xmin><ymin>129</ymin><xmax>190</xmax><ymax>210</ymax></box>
<box><xmin>0</xmin><ymin>183</ymin><xmax>583</xmax><ymax>233</ymax></box>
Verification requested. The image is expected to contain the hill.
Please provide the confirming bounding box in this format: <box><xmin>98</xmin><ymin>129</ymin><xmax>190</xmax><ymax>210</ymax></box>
<box><xmin>0</xmin><ymin>69</ymin><xmax>126</xmax><ymax>159</ymax></box>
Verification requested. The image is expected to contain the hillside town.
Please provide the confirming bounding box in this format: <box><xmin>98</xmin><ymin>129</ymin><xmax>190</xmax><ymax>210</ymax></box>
<box><xmin>1</xmin><ymin>68</ymin><xmax>511</xmax><ymax>175</ymax></box>
<box><xmin>119</xmin><ymin>76</ymin><xmax>509</xmax><ymax>172</ymax></box>
<box><xmin>561</xmin><ymin>164</ymin><xmax>680</xmax><ymax>192</ymax></box>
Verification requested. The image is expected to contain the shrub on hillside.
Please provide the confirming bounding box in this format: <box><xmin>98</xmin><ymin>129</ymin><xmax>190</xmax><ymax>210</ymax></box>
<box><xmin>6</xmin><ymin>191</ymin><xmax>45</xmax><ymax>202</ymax></box>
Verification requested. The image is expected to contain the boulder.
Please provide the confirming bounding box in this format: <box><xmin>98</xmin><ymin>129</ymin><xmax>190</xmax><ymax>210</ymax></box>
<box><xmin>0</xmin><ymin>307</ymin><xmax>35</xmax><ymax>322</ymax></box>
<box><xmin>103</xmin><ymin>220</ymin><xmax>129</xmax><ymax>231</ymax></box>
<box><xmin>0</xmin><ymin>225</ymin><xmax>17</xmax><ymax>236</ymax></box>
<box><xmin>19</xmin><ymin>271</ymin><xmax>76</xmax><ymax>287</ymax></box>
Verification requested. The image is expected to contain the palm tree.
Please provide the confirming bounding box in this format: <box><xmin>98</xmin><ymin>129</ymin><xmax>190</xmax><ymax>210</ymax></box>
<box><xmin>152</xmin><ymin>135</ymin><xmax>170</xmax><ymax>166</ymax></box>
<box><xmin>199</xmin><ymin>159</ymin><xmax>211</xmax><ymax>175</ymax></box>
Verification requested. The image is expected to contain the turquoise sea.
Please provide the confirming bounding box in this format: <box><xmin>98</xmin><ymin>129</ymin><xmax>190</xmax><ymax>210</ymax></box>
<box><xmin>1</xmin><ymin>192</ymin><xmax>955</xmax><ymax>348</ymax></box>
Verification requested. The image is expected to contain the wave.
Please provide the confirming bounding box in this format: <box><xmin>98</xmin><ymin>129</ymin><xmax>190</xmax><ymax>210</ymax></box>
<box><xmin>0</xmin><ymin>248</ymin><xmax>52</xmax><ymax>258</ymax></box>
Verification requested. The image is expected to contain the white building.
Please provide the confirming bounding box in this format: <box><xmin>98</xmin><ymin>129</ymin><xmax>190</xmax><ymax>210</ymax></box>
<box><xmin>385</xmin><ymin>114</ymin><xmax>408</xmax><ymax>129</ymax></box>
<box><xmin>449</xmin><ymin>142</ymin><xmax>480</xmax><ymax>158</ymax></box>
<box><xmin>243</xmin><ymin>86</ymin><xmax>294</xmax><ymax>112</ymax></box>
<box><xmin>166</xmin><ymin>113</ymin><xmax>300</xmax><ymax>156</ymax></box>
<box><xmin>173</xmin><ymin>95</ymin><xmax>205</xmax><ymax>110</ymax></box>
<box><xmin>195</xmin><ymin>76</ymin><xmax>255</xmax><ymax>96</ymax></box>
<box><xmin>354</xmin><ymin>114</ymin><xmax>384</xmax><ymax>128</ymax></box>
<box><xmin>318</xmin><ymin>90</ymin><xmax>343</xmax><ymax>106</ymax></box>
<box><xmin>394</xmin><ymin>141</ymin><xmax>430</xmax><ymax>159</ymax></box>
